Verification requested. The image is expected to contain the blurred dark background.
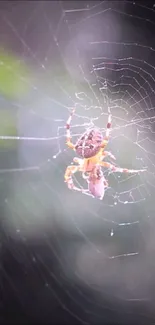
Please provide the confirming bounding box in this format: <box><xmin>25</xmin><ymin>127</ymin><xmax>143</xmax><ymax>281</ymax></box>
<box><xmin>1</xmin><ymin>1</ymin><xmax>155</xmax><ymax>324</ymax></box>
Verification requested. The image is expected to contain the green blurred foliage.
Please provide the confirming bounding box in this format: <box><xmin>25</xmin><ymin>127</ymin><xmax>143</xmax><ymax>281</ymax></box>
<box><xmin>0</xmin><ymin>109</ymin><xmax>17</xmax><ymax>148</ymax></box>
<box><xmin>0</xmin><ymin>49</ymin><xmax>30</xmax><ymax>99</ymax></box>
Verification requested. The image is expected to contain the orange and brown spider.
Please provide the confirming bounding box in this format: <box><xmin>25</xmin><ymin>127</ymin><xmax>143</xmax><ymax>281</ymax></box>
<box><xmin>64</xmin><ymin>109</ymin><xmax>146</xmax><ymax>199</ymax></box>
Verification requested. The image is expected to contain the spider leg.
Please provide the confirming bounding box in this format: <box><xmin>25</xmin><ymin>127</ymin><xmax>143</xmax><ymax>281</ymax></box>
<box><xmin>101</xmin><ymin>114</ymin><xmax>112</xmax><ymax>148</ymax></box>
<box><xmin>100</xmin><ymin>161</ymin><xmax>146</xmax><ymax>174</ymax></box>
<box><xmin>104</xmin><ymin>114</ymin><xmax>112</xmax><ymax>140</ymax></box>
<box><xmin>73</xmin><ymin>157</ymin><xmax>86</xmax><ymax>179</ymax></box>
<box><xmin>64</xmin><ymin>164</ymin><xmax>87</xmax><ymax>192</ymax></box>
<box><xmin>72</xmin><ymin>157</ymin><xmax>89</xmax><ymax>179</ymax></box>
<box><xmin>66</xmin><ymin>108</ymin><xmax>75</xmax><ymax>150</ymax></box>
<box><xmin>101</xmin><ymin>151</ymin><xmax>116</xmax><ymax>161</ymax></box>
<box><xmin>73</xmin><ymin>157</ymin><xmax>83</xmax><ymax>164</ymax></box>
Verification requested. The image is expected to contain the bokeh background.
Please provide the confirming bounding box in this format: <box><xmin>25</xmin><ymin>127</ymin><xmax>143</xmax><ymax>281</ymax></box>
<box><xmin>1</xmin><ymin>1</ymin><xmax>155</xmax><ymax>324</ymax></box>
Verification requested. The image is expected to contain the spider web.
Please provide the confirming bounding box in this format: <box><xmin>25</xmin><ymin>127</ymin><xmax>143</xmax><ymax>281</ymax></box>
<box><xmin>1</xmin><ymin>1</ymin><xmax>155</xmax><ymax>324</ymax></box>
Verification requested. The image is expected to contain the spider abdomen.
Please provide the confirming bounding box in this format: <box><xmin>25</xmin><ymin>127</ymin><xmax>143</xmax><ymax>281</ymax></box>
<box><xmin>88</xmin><ymin>166</ymin><xmax>106</xmax><ymax>200</ymax></box>
<box><xmin>75</xmin><ymin>128</ymin><xmax>103</xmax><ymax>158</ymax></box>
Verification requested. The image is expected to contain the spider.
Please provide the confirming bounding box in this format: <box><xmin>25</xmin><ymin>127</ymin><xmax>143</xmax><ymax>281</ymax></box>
<box><xmin>64</xmin><ymin>109</ymin><xmax>146</xmax><ymax>199</ymax></box>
